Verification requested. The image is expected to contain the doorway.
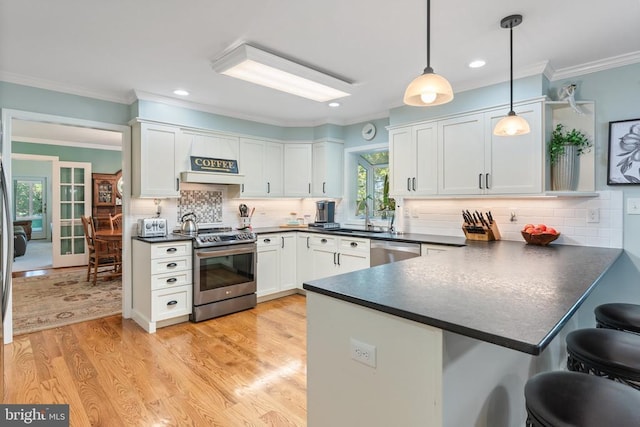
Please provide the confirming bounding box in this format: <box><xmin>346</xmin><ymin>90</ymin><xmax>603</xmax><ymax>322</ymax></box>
<box><xmin>1</xmin><ymin>109</ymin><xmax>132</xmax><ymax>344</ymax></box>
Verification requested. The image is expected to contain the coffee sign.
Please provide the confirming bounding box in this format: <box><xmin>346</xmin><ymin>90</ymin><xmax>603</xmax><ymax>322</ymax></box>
<box><xmin>190</xmin><ymin>156</ymin><xmax>238</xmax><ymax>174</ymax></box>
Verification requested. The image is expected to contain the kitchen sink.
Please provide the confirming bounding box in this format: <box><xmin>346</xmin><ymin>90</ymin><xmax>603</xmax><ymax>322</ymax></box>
<box><xmin>331</xmin><ymin>228</ymin><xmax>387</xmax><ymax>234</ymax></box>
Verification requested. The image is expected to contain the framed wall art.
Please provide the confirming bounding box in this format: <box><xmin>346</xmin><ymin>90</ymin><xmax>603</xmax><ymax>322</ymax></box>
<box><xmin>607</xmin><ymin>118</ymin><xmax>640</xmax><ymax>185</ymax></box>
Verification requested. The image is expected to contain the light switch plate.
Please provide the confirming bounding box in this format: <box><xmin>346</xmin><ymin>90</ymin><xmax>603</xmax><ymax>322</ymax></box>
<box><xmin>628</xmin><ymin>198</ymin><xmax>640</xmax><ymax>215</ymax></box>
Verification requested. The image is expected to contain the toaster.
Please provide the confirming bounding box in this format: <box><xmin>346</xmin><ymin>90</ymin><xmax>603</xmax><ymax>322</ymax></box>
<box><xmin>137</xmin><ymin>218</ymin><xmax>168</xmax><ymax>237</ymax></box>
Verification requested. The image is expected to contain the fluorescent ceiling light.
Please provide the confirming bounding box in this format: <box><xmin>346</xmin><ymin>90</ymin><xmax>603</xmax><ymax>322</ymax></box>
<box><xmin>211</xmin><ymin>44</ymin><xmax>351</xmax><ymax>102</ymax></box>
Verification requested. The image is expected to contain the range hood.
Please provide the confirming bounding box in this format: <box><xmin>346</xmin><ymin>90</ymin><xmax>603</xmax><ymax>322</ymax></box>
<box><xmin>180</xmin><ymin>171</ymin><xmax>244</xmax><ymax>185</ymax></box>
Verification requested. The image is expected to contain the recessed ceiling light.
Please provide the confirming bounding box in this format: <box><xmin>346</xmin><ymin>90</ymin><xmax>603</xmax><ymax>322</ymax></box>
<box><xmin>468</xmin><ymin>60</ymin><xmax>486</xmax><ymax>69</ymax></box>
<box><xmin>173</xmin><ymin>89</ymin><xmax>189</xmax><ymax>96</ymax></box>
<box><xmin>328</xmin><ymin>102</ymin><xmax>340</xmax><ymax>108</ymax></box>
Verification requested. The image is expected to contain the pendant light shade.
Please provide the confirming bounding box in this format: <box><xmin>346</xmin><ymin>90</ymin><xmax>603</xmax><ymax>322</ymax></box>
<box><xmin>403</xmin><ymin>0</ymin><xmax>453</xmax><ymax>107</ymax></box>
<box><xmin>493</xmin><ymin>14</ymin><xmax>530</xmax><ymax>136</ymax></box>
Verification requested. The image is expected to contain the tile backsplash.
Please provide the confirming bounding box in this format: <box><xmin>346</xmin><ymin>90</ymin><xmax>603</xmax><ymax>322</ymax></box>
<box><xmin>178</xmin><ymin>189</ymin><xmax>223</xmax><ymax>223</ymax></box>
<box><xmin>400</xmin><ymin>191</ymin><xmax>623</xmax><ymax>248</ymax></box>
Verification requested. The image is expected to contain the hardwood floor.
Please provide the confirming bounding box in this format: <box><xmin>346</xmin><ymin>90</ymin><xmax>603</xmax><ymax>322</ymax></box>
<box><xmin>5</xmin><ymin>294</ymin><xmax>308</xmax><ymax>426</ymax></box>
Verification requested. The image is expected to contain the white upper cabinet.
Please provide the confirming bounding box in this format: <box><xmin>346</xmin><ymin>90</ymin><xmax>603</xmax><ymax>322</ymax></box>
<box><xmin>389</xmin><ymin>122</ymin><xmax>438</xmax><ymax>196</ymax></box>
<box><xmin>239</xmin><ymin>138</ymin><xmax>283</xmax><ymax>197</ymax></box>
<box><xmin>312</xmin><ymin>141</ymin><xmax>343</xmax><ymax>198</ymax></box>
<box><xmin>438</xmin><ymin>100</ymin><xmax>543</xmax><ymax>196</ymax></box>
<box><xmin>284</xmin><ymin>143</ymin><xmax>312</xmax><ymax>197</ymax></box>
<box><xmin>132</xmin><ymin>121</ymin><xmax>181</xmax><ymax>198</ymax></box>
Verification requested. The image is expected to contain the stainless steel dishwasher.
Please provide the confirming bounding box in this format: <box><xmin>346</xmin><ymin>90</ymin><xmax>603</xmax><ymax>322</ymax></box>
<box><xmin>370</xmin><ymin>240</ymin><xmax>421</xmax><ymax>266</ymax></box>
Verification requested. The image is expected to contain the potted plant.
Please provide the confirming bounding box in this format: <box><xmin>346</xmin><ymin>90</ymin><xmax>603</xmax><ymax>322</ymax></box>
<box><xmin>548</xmin><ymin>123</ymin><xmax>592</xmax><ymax>191</ymax></box>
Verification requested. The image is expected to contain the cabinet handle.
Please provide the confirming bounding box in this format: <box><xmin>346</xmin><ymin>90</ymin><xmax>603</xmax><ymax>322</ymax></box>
<box><xmin>323</xmin><ymin>182</ymin><xmax>326</xmax><ymax>193</ymax></box>
<box><xmin>167</xmin><ymin>300</ymin><xmax>178</xmax><ymax>306</ymax></box>
<box><xmin>166</xmin><ymin>277</ymin><xmax>178</xmax><ymax>283</ymax></box>
<box><xmin>485</xmin><ymin>173</ymin><xmax>490</xmax><ymax>189</ymax></box>
<box><xmin>337</xmin><ymin>253</ymin><xmax>341</xmax><ymax>266</ymax></box>
<box><xmin>176</xmin><ymin>178</ymin><xmax>180</xmax><ymax>192</ymax></box>
<box><xmin>333</xmin><ymin>252</ymin><xmax>337</xmax><ymax>265</ymax></box>
<box><xmin>308</xmin><ymin>183</ymin><xmax>311</xmax><ymax>194</ymax></box>
<box><xmin>350</xmin><ymin>242</ymin><xmax>358</xmax><ymax>248</ymax></box>
<box><xmin>412</xmin><ymin>177</ymin><xmax>416</xmax><ymax>191</ymax></box>
<box><xmin>407</xmin><ymin>178</ymin><xmax>411</xmax><ymax>191</ymax></box>
<box><xmin>166</xmin><ymin>247</ymin><xmax>177</xmax><ymax>253</ymax></box>
<box><xmin>478</xmin><ymin>173</ymin><xmax>483</xmax><ymax>189</ymax></box>
<box><xmin>264</xmin><ymin>238</ymin><xmax>271</xmax><ymax>244</ymax></box>
<box><xmin>267</xmin><ymin>182</ymin><xmax>271</xmax><ymax>193</ymax></box>
<box><xmin>166</xmin><ymin>262</ymin><xmax>178</xmax><ymax>268</ymax></box>
<box><xmin>306</xmin><ymin>237</ymin><xmax>310</xmax><ymax>249</ymax></box>
<box><xmin>241</xmin><ymin>183</ymin><xmax>245</xmax><ymax>192</ymax></box>
<box><xmin>281</xmin><ymin>236</ymin><xmax>284</xmax><ymax>249</ymax></box>
<box><xmin>321</xmin><ymin>238</ymin><xmax>327</xmax><ymax>244</ymax></box>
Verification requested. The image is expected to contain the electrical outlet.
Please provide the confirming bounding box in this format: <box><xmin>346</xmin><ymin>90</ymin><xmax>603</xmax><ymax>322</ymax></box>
<box><xmin>628</xmin><ymin>198</ymin><xmax>640</xmax><ymax>215</ymax></box>
<box><xmin>587</xmin><ymin>208</ymin><xmax>600</xmax><ymax>223</ymax></box>
<box><xmin>350</xmin><ymin>338</ymin><xmax>376</xmax><ymax>368</ymax></box>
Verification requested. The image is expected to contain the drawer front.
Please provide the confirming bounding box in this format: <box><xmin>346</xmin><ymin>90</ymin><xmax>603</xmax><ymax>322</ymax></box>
<box><xmin>310</xmin><ymin>235</ymin><xmax>337</xmax><ymax>248</ymax></box>
<box><xmin>151</xmin><ymin>256</ymin><xmax>191</xmax><ymax>275</ymax></box>
<box><xmin>339</xmin><ymin>237</ymin><xmax>370</xmax><ymax>253</ymax></box>
<box><xmin>150</xmin><ymin>241</ymin><xmax>192</xmax><ymax>259</ymax></box>
<box><xmin>152</xmin><ymin>284</ymin><xmax>192</xmax><ymax>321</ymax></box>
<box><xmin>151</xmin><ymin>270</ymin><xmax>192</xmax><ymax>291</ymax></box>
<box><xmin>257</xmin><ymin>235</ymin><xmax>281</xmax><ymax>248</ymax></box>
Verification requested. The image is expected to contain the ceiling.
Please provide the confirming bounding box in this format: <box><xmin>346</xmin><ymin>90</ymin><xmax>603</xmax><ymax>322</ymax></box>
<box><xmin>1</xmin><ymin>0</ymin><xmax>640</xmax><ymax>131</ymax></box>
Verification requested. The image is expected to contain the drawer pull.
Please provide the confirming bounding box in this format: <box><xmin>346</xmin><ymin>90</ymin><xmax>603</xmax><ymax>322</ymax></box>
<box><xmin>321</xmin><ymin>238</ymin><xmax>327</xmax><ymax>244</ymax></box>
<box><xmin>263</xmin><ymin>238</ymin><xmax>271</xmax><ymax>244</ymax></box>
<box><xmin>166</xmin><ymin>247</ymin><xmax>178</xmax><ymax>253</ymax></box>
<box><xmin>166</xmin><ymin>277</ymin><xmax>178</xmax><ymax>283</ymax></box>
<box><xmin>350</xmin><ymin>242</ymin><xmax>358</xmax><ymax>248</ymax></box>
<box><xmin>166</xmin><ymin>262</ymin><xmax>178</xmax><ymax>268</ymax></box>
<box><xmin>167</xmin><ymin>300</ymin><xmax>178</xmax><ymax>306</ymax></box>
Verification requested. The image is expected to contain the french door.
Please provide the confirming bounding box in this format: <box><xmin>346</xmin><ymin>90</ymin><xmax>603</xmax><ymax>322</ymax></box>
<box><xmin>52</xmin><ymin>161</ymin><xmax>92</xmax><ymax>268</ymax></box>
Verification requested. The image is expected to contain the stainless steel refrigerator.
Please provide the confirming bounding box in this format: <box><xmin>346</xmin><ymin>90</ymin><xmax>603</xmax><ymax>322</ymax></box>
<box><xmin>1</xmin><ymin>143</ymin><xmax>13</xmax><ymax>401</ymax></box>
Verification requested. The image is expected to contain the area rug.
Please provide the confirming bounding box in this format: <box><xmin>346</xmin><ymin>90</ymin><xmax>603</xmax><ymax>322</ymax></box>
<box><xmin>12</xmin><ymin>268</ymin><xmax>121</xmax><ymax>336</ymax></box>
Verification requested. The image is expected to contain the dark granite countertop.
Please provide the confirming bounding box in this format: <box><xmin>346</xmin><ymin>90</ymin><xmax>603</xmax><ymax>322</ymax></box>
<box><xmin>134</xmin><ymin>235</ymin><xmax>194</xmax><ymax>244</ymax></box>
<box><xmin>253</xmin><ymin>226</ymin><xmax>466</xmax><ymax>247</ymax></box>
<box><xmin>303</xmin><ymin>240</ymin><xmax>623</xmax><ymax>355</ymax></box>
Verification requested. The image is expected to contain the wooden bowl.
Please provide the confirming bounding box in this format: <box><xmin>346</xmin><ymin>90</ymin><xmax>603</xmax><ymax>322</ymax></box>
<box><xmin>521</xmin><ymin>231</ymin><xmax>560</xmax><ymax>246</ymax></box>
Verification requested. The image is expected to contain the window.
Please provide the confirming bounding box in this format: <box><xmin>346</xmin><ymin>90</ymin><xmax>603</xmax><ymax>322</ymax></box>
<box><xmin>355</xmin><ymin>151</ymin><xmax>393</xmax><ymax>218</ymax></box>
<box><xmin>14</xmin><ymin>178</ymin><xmax>45</xmax><ymax>232</ymax></box>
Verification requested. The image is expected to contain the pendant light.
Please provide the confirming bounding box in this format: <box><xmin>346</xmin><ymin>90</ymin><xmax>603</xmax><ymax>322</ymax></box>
<box><xmin>403</xmin><ymin>0</ymin><xmax>453</xmax><ymax>106</ymax></box>
<box><xmin>493</xmin><ymin>14</ymin><xmax>530</xmax><ymax>136</ymax></box>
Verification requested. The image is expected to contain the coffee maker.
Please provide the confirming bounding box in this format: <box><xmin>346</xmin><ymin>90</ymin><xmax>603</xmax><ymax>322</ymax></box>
<box><xmin>311</xmin><ymin>200</ymin><xmax>339</xmax><ymax>228</ymax></box>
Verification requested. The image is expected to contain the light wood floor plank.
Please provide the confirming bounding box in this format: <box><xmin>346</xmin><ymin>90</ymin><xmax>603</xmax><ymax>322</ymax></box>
<box><xmin>5</xmin><ymin>294</ymin><xmax>308</xmax><ymax>426</ymax></box>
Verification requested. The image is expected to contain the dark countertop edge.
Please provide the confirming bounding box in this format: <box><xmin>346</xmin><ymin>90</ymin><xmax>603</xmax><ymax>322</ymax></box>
<box><xmin>133</xmin><ymin>235</ymin><xmax>194</xmax><ymax>243</ymax></box>
<box><xmin>253</xmin><ymin>227</ymin><xmax>467</xmax><ymax>247</ymax></box>
<box><xmin>535</xmin><ymin>249</ymin><xmax>623</xmax><ymax>352</ymax></box>
<box><xmin>303</xmin><ymin>248</ymin><xmax>623</xmax><ymax>356</ymax></box>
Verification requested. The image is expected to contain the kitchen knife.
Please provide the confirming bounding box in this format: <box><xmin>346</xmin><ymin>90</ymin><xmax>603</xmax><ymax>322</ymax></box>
<box><xmin>487</xmin><ymin>211</ymin><xmax>494</xmax><ymax>224</ymax></box>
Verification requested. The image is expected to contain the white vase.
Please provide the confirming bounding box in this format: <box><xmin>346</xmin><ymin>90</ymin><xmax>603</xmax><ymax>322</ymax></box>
<box><xmin>551</xmin><ymin>145</ymin><xmax>578</xmax><ymax>191</ymax></box>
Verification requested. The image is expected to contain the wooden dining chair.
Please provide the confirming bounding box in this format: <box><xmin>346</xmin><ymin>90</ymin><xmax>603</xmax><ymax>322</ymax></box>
<box><xmin>109</xmin><ymin>213</ymin><xmax>123</xmax><ymax>231</ymax></box>
<box><xmin>81</xmin><ymin>215</ymin><xmax>121</xmax><ymax>285</ymax></box>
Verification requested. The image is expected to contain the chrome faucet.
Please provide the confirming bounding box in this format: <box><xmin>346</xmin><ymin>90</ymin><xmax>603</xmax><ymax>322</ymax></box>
<box><xmin>364</xmin><ymin>203</ymin><xmax>373</xmax><ymax>230</ymax></box>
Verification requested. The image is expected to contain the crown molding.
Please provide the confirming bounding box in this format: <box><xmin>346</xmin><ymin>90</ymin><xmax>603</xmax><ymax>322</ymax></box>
<box><xmin>549</xmin><ymin>50</ymin><xmax>640</xmax><ymax>81</ymax></box>
<box><xmin>0</xmin><ymin>71</ymin><xmax>133</xmax><ymax>105</ymax></box>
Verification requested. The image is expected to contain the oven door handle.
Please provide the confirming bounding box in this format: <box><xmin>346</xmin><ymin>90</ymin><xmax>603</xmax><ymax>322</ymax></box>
<box><xmin>196</xmin><ymin>244</ymin><xmax>257</xmax><ymax>259</ymax></box>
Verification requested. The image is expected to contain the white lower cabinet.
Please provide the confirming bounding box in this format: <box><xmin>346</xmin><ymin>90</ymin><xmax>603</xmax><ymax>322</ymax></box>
<box><xmin>257</xmin><ymin>233</ymin><xmax>297</xmax><ymax>298</ymax></box>
<box><xmin>296</xmin><ymin>232</ymin><xmax>314</xmax><ymax>287</ymax></box>
<box><xmin>132</xmin><ymin>239</ymin><xmax>193</xmax><ymax>333</ymax></box>
<box><xmin>421</xmin><ymin>243</ymin><xmax>453</xmax><ymax>256</ymax></box>
<box><xmin>310</xmin><ymin>234</ymin><xmax>370</xmax><ymax>278</ymax></box>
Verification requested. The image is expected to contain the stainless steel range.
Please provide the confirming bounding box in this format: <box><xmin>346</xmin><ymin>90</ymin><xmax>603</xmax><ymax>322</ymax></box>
<box><xmin>175</xmin><ymin>227</ymin><xmax>257</xmax><ymax>322</ymax></box>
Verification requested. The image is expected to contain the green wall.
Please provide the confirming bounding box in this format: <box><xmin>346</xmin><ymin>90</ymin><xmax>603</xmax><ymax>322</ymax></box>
<box><xmin>11</xmin><ymin>141</ymin><xmax>122</xmax><ymax>174</ymax></box>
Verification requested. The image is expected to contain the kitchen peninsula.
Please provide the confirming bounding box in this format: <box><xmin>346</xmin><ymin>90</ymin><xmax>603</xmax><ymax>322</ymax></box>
<box><xmin>303</xmin><ymin>240</ymin><xmax>623</xmax><ymax>427</ymax></box>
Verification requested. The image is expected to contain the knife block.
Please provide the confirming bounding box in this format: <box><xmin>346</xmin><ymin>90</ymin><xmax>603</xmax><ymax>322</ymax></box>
<box><xmin>462</xmin><ymin>221</ymin><xmax>501</xmax><ymax>241</ymax></box>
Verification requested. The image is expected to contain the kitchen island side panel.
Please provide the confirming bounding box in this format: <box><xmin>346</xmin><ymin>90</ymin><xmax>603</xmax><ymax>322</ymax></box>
<box><xmin>307</xmin><ymin>292</ymin><xmax>443</xmax><ymax>427</ymax></box>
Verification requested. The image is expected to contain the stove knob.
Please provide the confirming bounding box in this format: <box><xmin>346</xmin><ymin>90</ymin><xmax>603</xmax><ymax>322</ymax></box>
<box><xmin>214</xmin><ymin>236</ymin><xmax>221</xmax><ymax>242</ymax></box>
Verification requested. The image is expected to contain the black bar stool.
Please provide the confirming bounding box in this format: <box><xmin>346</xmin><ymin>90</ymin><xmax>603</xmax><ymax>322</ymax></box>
<box><xmin>595</xmin><ymin>303</ymin><xmax>640</xmax><ymax>333</ymax></box>
<box><xmin>525</xmin><ymin>371</ymin><xmax>640</xmax><ymax>426</ymax></box>
<box><xmin>566</xmin><ymin>328</ymin><xmax>640</xmax><ymax>390</ymax></box>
